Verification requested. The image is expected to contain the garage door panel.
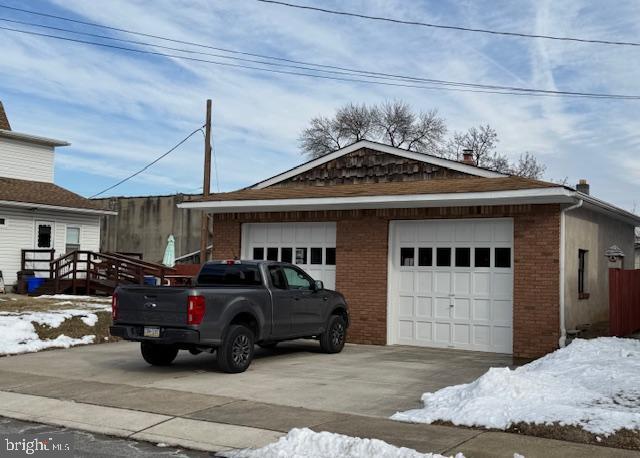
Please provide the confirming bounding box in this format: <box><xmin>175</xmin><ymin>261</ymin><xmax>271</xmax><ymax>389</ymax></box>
<box><xmin>398</xmin><ymin>296</ymin><xmax>414</xmax><ymax>317</ymax></box>
<box><xmin>400</xmin><ymin>271</ymin><xmax>414</xmax><ymax>292</ymax></box>
<box><xmin>453</xmin><ymin>298</ymin><xmax>471</xmax><ymax>320</ymax></box>
<box><xmin>416</xmin><ymin>297</ymin><xmax>432</xmax><ymax>318</ymax></box>
<box><xmin>415</xmin><ymin>272</ymin><xmax>432</xmax><ymax>293</ymax></box>
<box><xmin>398</xmin><ymin>321</ymin><xmax>414</xmax><ymax>340</ymax></box>
<box><xmin>453</xmin><ymin>324</ymin><xmax>471</xmax><ymax>345</ymax></box>
<box><xmin>391</xmin><ymin>219</ymin><xmax>513</xmax><ymax>354</ymax></box>
<box><xmin>416</xmin><ymin>322</ymin><xmax>433</xmax><ymax>342</ymax></box>
<box><xmin>473</xmin><ymin>299</ymin><xmax>491</xmax><ymax>321</ymax></box>
<box><xmin>434</xmin><ymin>272</ymin><xmax>451</xmax><ymax>293</ymax></box>
<box><xmin>473</xmin><ymin>273</ymin><xmax>491</xmax><ymax>295</ymax></box>
<box><xmin>251</xmin><ymin>226</ymin><xmax>267</xmax><ymax>243</ymax></box>
<box><xmin>454</xmin><ymin>272</ymin><xmax>471</xmax><ymax>294</ymax></box>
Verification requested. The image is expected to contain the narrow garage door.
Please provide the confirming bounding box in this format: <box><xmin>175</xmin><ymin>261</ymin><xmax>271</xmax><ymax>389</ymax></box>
<box><xmin>389</xmin><ymin>219</ymin><xmax>513</xmax><ymax>354</ymax></box>
<box><xmin>242</xmin><ymin>222</ymin><xmax>336</xmax><ymax>290</ymax></box>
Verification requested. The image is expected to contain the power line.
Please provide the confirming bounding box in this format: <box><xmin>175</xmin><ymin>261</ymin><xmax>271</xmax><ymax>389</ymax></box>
<box><xmin>89</xmin><ymin>126</ymin><xmax>204</xmax><ymax>198</ymax></box>
<box><xmin>0</xmin><ymin>6</ymin><xmax>638</xmax><ymax>99</ymax></box>
<box><xmin>257</xmin><ymin>0</ymin><xmax>640</xmax><ymax>48</ymax></box>
<box><xmin>1</xmin><ymin>24</ymin><xmax>638</xmax><ymax>100</ymax></box>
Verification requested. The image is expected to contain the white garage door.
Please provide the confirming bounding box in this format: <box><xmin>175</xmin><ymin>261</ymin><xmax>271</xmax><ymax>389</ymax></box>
<box><xmin>389</xmin><ymin>219</ymin><xmax>513</xmax><ymax>354</ymax></box>
<box><xmin>242</xmin><ymin>222</ymin><xmax>336</xmax><ymax>290</ymax></box>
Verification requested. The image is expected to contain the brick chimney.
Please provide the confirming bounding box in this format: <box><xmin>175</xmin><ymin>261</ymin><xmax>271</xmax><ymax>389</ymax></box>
<box><xmin>461</xmin><ymin>149</ymin><xmax>475</xmax><ymax>165</ymax></box>
<box><xmin>0</xmin><ymin>101</ymin><xmax>10</xmax><ymax>131</ymax></box>
<box><xmin>576</xmin><ymin>179</ymin><xmax>590</xmax><ymax>195</ymax></box>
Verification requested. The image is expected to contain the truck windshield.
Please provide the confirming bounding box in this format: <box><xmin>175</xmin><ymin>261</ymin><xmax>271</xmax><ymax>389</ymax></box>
<box><xmin>197</xmin><ymin>263</ymin><xmax>263</xmax><ymax>287</ymax></box>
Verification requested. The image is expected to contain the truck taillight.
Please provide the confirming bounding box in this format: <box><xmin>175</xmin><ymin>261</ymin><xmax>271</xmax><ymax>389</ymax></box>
<box><xmin>187</xmin><ymin>295</ymin><xmax>206</xmax><ymax>325</ymax></box>
<box><xmin>111</xmin><ymin>293</ymin><xmax>119</xmax><ymax>320</ymax></box>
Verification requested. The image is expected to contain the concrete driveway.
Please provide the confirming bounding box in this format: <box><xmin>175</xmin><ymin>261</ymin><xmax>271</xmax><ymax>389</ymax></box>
<box><xmin>0</xmin><ymin>340</ymin><xmax>517</xmax><ymax>417</ymax></box>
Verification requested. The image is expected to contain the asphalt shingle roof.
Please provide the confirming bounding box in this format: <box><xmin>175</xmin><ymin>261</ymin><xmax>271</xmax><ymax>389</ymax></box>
<box><xmin>0</xmin><ymin>176</ymin><xmax>105</xmax><ymax>211</ymax></box>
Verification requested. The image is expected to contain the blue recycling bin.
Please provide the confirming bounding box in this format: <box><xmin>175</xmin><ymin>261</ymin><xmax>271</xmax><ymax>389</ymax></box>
<box><xmin>143</xmin><ymin>276</ymin><xmax>158</xmax><ymax>286</ymax></box>
<box><xmin>27</xmin><ymin>277</ymin><xmax>45</xmax><ymax>294</ymax></box>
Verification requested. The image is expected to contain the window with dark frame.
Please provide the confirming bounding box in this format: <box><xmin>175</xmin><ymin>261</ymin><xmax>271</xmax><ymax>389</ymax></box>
<box><xmin>37</xmin><ymin>224</ymin><xmax>52</xmax><ymax>248</ymax></box>
<box><xmin>325</xmin><ymin>248</ymin><xmax>336</xmax><ymax>265</ymax></box>
<box><xmin>266</xmin><ymin>247</ymin><xmax>279</xmax><ymax>261</ymax></box>
<box><xmin>253</xmin><ymin>247</ymin><xmax>264</xmax><ymax>260</ymax></box>
<box><xmin>475</xmin><ymin>247</ymin><xmax>491</xmax><ymax>267</ymax></box>
<box><xmin>455</xmin><ymin>247</ymin><xmax>471</xmax><ymax>267</ymax></box>
<box><xmin>436</xmin><ymin>248</ymin><xmax>451</xmax><ymax>267</ymax></box>
<box><xmin>495</xmin><ymin>248</ymin><xmax>511</xmax><ymax>268</ymax></box>
<box><xmin>0</xmin><ymin>217</ymin><xmax>5</xmax><ymax>226</ymax></box>
<box><xmin>418</xmin><ymin>248</ymin><xmax>432</xmax><ymax>266</ymax></box>
<box><xmin>578</xmin><ymin>249</ymin><xmax>588</xmax><ymax>297</ymax></box>
<box><xmin>400</xmin><ymin>247</ymin><xmax>414</xmax><ymax>266</ymax></box>
<box><xmin>281</xmin><ymin>247</ymin><xmax>293</xmax><ymax>263</ymax></box>
<box><xmin>310</xmin><ymin>247</ymin><xmax>323</xmax><ymax>265</ymax></box>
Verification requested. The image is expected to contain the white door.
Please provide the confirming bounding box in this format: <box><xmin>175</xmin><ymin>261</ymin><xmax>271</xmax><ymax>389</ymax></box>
<box><xmin>242</xmin><ymin>222</ymin><xmax>336</xmax><ymax>290</ymax></box>
<box><xmin>389</xmin><ymin>219</ymin><xmax>513</xmax><ymax>354</ymax></box>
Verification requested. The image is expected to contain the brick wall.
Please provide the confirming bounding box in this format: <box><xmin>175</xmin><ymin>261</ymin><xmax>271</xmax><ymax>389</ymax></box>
<box><xmin>211</xmin><ymin>204</ymin><xmax>561</xmax><ymax>358</ymax></box>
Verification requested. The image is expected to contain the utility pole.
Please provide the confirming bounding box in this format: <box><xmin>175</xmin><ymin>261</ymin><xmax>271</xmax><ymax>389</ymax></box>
<box><xmin>200</xmin><ymin>99</ymin><xmax>212</xmax><ymax>264</ymax></box>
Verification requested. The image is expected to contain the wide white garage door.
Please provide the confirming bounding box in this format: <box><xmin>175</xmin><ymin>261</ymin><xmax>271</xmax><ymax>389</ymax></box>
<box><xmin>389</xmin><ymin>219</ymin><xmax>513</xmax><ymax>354</ymax></box>
<box><xmin>242</xmin><ymin>222</ymin><xmax>336</xmax><ymax>289</ymax></box>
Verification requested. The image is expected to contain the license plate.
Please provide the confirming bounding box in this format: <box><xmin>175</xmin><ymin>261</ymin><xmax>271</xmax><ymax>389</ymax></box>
<box><xmin>143</xmin><ymin>326</ymin><xmax>160</xmax><ymax>338</ymax></box>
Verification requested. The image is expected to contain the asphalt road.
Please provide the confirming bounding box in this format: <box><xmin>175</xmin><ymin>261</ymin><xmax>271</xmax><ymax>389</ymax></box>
<box><xmin>0</xmin><ymin>417</ymin><xmax>215</xmax><ymax>457</ymax></box>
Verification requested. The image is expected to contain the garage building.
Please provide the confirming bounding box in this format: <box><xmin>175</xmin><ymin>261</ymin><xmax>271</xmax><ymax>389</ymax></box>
<box><xmin>179</xmin><ymin>140</ymin><xmax>638</xmax><ymax>358</ymax></box>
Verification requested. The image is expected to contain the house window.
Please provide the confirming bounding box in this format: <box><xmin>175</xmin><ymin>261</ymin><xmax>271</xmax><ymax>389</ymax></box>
<box><xmin>37</xmin><ymin>223</ymin><xmax>53</xmax><ymax>249</ymax></box>
<box><xmin>65</xmin><ymin>226</ymin><xmax>80</xmax><ymax>253</ymax></box>
<box><xmin>578</xmin><ymin>249</ymin><xmax>589</xmax><ymax>299</ymax></box>
<box><xmin>0</xmin><ymin>217</ymin><xmax>5</xmax><ymax>228</ymax></box>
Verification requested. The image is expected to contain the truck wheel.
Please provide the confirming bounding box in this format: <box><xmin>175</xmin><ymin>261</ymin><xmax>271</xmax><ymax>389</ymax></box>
<box><xmin>217</xmin><ymin>325</ymin><xmax>255</xmax><ymax>373</ymax></box>
<box><xmin>319</xmin><ymin>315</ymin><xmax>346</xmax><ymax>354</ymax></box>
<box><xmin>140</xmin><ymin>342</ymin><xmax>179</xmax><ymax>366</ymax></box>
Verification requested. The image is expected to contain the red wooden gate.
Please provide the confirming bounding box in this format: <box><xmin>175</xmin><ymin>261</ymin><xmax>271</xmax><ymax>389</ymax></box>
<box><xmin>609</xmin><ymin>268</ymin><xmax>640</xmax><ymax>336</ymax></box>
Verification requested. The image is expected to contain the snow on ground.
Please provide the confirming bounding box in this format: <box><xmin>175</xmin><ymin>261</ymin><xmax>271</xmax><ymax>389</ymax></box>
<box><xmin>392</xmin><ymin>338</ymin><xmax>640</xmax><ymax>436</ymax></box>
<box><xmin>35</xmin><ymin>294</ymin><xmax>111</xmax><ymax>303</ymax></box>
<box><xmin>0</xmin><ymin>308</ymin><xmax>103</xmax><ymax>355</ymax></box>
<box><xmin>226</xmin><ymin>428</ymin><xmax>463</xmax><ymax>458</ymax></box>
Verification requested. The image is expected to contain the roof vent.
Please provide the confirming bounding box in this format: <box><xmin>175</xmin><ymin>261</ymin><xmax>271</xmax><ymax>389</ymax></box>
<box><xmin>576</xmin><ymin>179</ymin><xmax>590</xmax><ymax>195</ymax></box>
<box><xmin>461</xmin><ymin>149</ymin><xmax>475</xmax><ymax>166</ymax></box>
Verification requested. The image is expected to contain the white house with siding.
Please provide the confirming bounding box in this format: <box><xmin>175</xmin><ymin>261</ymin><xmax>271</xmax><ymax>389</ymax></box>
<box><xmin>0</xmin><ymin>102</ymin><xmax>115</xmax><ymax>288</ymax></box>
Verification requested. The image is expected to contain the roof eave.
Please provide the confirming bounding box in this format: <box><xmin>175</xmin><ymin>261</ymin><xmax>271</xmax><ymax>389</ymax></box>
<box><xmin>178</xmin><ymin>187</ymin><xmax>575</xmax><ymax>213</ymax></box>
<box><xmin>0</xmin><ymin>129</ymin><xmax>70</xmax><ymax>147</ymax></box>
<box><xmin>577</xmin><ymin>193</ymin><xmax>640</xmax><ymax>226</ymax></box>
<box><xmin>0</xmin><ymin>199</ymin><xmax>117</xmax><ymax>215</ymax></box>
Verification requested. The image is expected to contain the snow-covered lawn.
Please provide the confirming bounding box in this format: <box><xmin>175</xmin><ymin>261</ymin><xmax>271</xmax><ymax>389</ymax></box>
<box><xmin>226</xmin><ymin>428</ymin><xmax>463</xmax><ymax>458</ymax></box>
<box><xmin>0</xmin><ymin>294</ymin><xmax>112</xmax><ymax>356</ymax></box>
<box><xmin>392</xmin><ymin>338</ymin><xmax>640</xmax><ymax>436</ymax></box>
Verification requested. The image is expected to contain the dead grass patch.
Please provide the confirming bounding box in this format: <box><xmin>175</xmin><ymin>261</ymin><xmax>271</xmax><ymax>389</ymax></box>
<box><xmin>0</xmin><ymin>295</ymin><xmax>110</xmax><ymax>313</ymax></box>
<box><xmin>33</xmin><ymin>312</ymin><xmax>119</xmax><ymax>345</ymax></box>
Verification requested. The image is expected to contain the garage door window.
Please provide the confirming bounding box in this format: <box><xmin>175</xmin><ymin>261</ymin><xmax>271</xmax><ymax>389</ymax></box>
<box><xmin>418</xmin><ymin>248</ymin><xmax>432</xmax><ymax>266</ymax></box>
<box><xmin>281</xmin><ymin>247</ymin><xmax>293</xmax><ymax>263</ymax></box>
<box><xmin>436</xmin><ymin>248</ymin><xmax>451</xmax><ymax>267</ymax></box>
<box><xmin>400</xmin><ymin>248</ymin><xmax>414</xmax><ymax>266</ymax></box>
<box><xmin>475</xmin><ymin>248</ymin><xmax>491</xmax><ymax>267</ymax></box>
<box><xmin>253</xmin><ymin>247</ymin><xmax>264</xmax><ymax>260</ymax></box>
<box><xmin>295</xmin><ymin>248</ymin><xmax>307</xmax><ymax>264</ymax></box>
<box><xmin>455</xmin><ymin>248</ymin><xmax>471</xmax><ymax>267</ymax></box>
<box><xmin>495</xmin><ymin>248</ymin><xmax>511</xmax><ymax>268</ymax></box>
<box><xmin>325</xmin><ymin>248</ymin><xmax>336</xmax><ymax>265</ymax></box>
<box><xmin>267</xmin><ymin>247</ymin><xmax>279</xmax><ymax>261</ymax></box>
<box><xmin>310</xmin><ymin>247</ymin><xmax>323</xmax><ymax>264</ymax></box>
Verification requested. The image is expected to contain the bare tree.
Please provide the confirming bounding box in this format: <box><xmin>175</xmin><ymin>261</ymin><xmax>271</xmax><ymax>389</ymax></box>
<box><xmin>300</xmin><ymin>101</ymin><xmax>446</xmax><ymax>158</ymax></box>
<box><xmin>299</xmin><ymin>101</ymin><xmax>546</xmax><ymax>179</ymax></box>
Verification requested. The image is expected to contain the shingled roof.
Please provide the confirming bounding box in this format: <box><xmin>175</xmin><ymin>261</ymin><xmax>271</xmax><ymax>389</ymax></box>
<box><xmin>192</xmin><ymin>176</ymin><xmax>562</xmax><ymax>202</ymax></box>
<box><xmin>0</xmin><ymin>177</ymin><xmax>113</xmax><ymax>213</ymax></box>
<box><xmin>0</xmin><ymin>101</ymin><xmax>11</xmax><ymax>131</ymax></box>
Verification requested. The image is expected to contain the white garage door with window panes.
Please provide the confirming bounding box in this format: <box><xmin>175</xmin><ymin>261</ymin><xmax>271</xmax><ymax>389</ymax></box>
<box><xmin>242</xmin><ymin>222</ymin><xmax>336</xmax><ymax>289</ymax></box>
<box><xmin>389</xmin><ymin>219</ymin><xmax>513</xmax><ymax>354</ymax></box>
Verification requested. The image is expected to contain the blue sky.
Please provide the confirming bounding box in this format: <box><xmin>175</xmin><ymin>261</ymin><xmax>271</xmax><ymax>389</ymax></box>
<box><xmin>1</xmin><ymin>0</ymin><xmax>639</xmax><ymax>209</ymax></box>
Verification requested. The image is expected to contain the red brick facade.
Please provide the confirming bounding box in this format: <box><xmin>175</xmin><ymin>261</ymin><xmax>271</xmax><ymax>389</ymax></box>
<box><xmin>211</xmin><ymin>204</ymin><xmax>561</xmax><ymax>358</ymax></box>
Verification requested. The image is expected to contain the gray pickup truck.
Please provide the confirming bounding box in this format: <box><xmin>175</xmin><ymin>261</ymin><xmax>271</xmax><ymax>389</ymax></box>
<box><xmin>109</xmin><ymin>260</ymin><xmax>349</xmax><ymax>373</ymax></box>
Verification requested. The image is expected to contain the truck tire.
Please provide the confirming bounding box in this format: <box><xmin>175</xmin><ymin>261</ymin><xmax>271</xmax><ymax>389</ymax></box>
<box><xmin>217</xmin><ymin>325</ymin><xmax>255</xmax><ymax>373</ymax></box>
<box><xmin>319</xmin><ymin>315</ymin><xmax>346</xmax><ymax>354</ymax></box>
<box><xmin>140</xmin><ymin>342</ymin><xmax>179</xmax><ymax>366</ymax></box>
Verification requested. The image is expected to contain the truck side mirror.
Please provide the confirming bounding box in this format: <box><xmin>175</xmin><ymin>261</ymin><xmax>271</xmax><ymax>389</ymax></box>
<box><xmin>314</xmin><ymin>280</ymin><xmax>324</xmax><ymax>291</ymax></box>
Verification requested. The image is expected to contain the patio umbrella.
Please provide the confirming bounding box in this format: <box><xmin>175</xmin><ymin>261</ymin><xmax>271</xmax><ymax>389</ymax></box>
<box><xmin>162</xmin><ymin>234</ymin><xmax>176</xmax><ymax>268</ymax></box>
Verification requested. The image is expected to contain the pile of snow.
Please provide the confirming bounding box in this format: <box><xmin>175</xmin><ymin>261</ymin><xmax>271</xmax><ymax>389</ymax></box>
<box><xmin>226</xmin><ymin>428</ymin><xmax>463</xmax><ymax>458</ymax></box>
<box><xmin>392</xmin><ymin>338</ymin><xmax>640</xmax><ymax>435</ymax></box>
<box><xmin>0</xmin><ymin>308</ymin><xmax>102</xmax><ymax>355</ymax></box>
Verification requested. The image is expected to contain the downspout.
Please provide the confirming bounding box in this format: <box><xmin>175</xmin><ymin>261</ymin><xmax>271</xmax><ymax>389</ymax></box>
<box><xmin>559</xmin><ymin>197</ymin><xmax>583</xmax><ymax>348</ymax></box>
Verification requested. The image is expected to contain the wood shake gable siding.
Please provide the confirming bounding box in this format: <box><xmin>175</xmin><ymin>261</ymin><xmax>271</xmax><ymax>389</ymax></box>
<box><xmin>270</xmin><ymin>148</ymin><xmax>471</xmax><ymax>187</ymax></box>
